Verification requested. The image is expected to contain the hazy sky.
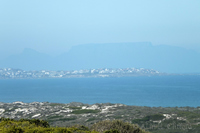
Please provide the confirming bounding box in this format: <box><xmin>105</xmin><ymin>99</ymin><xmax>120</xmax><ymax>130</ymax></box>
<box><xmin>0</xmin><ymin>0</ymin><xmax>200</xmax><ymax>59</ymax></box>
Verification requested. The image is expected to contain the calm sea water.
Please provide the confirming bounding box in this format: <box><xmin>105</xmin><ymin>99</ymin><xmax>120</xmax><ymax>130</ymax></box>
<box><xmin>0</xmin><ymin>75</ymin><xmax>200</xmax><ymax>107</ymax></box>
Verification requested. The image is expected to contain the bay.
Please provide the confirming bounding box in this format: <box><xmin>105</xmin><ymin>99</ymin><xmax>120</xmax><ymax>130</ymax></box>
<box><xmin>0</xmin><ymin>75</ymin><xmax>200</xmax><ymax>107</ymax></box>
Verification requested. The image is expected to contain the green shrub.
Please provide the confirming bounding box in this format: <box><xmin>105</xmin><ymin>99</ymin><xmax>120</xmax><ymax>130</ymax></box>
<box><xmin>68</xmin><ymin>106</ymin><xmax>82</xmax><ymax>109</ymax></box>
<box><xmin>87</xmin><ymin>118</ymin><xmax>96</xmax><ymax>122</ymax></box>
<box><xmin>0</xmin><ymin>118</ymin><xmax>148</xmax><ymax>133</ymax></box>
<box><xmin>104</xmin><ymin>129</ymin><xmax>120</xmax><ymax>133</ymax></box>
<box><xmin>91</xmin><ymin>120</ymin><xmax>149</xmax><ymax>133</ymax></box>
<box><xmin>132</xmin><ymin>114</ymin><xmax>165</xmax><ymax>124</ymax></box>
<box><xmin>177</xmin><ymin>111</ymin><xmax>200</xmax><ymax>119</ymax></box>
<box><xmin>19</xmin><ymin>118</ymin><xmax>50</xmax><ymax>127</ymax></box>
<box><xmin>71</xmin><ymin>109</ymin><xmax>100</xmax><ymax>114</ymax></box>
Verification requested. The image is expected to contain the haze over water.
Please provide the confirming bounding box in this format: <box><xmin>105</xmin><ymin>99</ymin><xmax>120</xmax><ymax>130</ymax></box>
<box><xmin>1</xmin><ymin>0</ymin><xmax>200</xmax><ymax>61</ymax></box>
<box><xmin>0</xmin><ymin>1</ymin><xmax>200</xmax><ymax>108</ymax></box>
<box><xmin>1</xmin><ymin>75</ymin><xmax>200</xmax><ymax>107</ymax></box>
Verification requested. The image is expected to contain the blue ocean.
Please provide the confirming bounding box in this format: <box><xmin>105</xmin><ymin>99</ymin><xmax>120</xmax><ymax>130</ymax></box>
<box><xmin>0</xmin><ymin>75</ymin><xmax>200</xmax><ymax>107</ymax></box>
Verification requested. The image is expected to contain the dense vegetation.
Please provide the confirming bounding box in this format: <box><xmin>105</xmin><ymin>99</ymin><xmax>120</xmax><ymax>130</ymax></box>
<box><xmin>71</xmin><ymin>109</ymin><xmax>100</xmax><ymax>114</ymax></box>
<box><xmin>2</xmin><ymin>102</ymin><xmax>200</xmax><ymax>133</ymax></box>
<box><xmin>0</xmin><ymin>118</ymin><xmax>149</xmax><ymax>133</ymax></box>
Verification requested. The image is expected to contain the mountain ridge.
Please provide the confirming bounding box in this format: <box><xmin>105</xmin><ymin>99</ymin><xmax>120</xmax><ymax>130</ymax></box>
<box><xmin>0</xmin><ymin>42</ymin><xmax>200</xmax><ymax>73</ymax></box>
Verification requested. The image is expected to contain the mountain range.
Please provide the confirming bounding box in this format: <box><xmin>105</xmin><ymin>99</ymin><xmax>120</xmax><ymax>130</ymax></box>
<box><xmin>0</xmin><ymin>42</ymin><xmax>200</xmax><ymax>73</ymax></box>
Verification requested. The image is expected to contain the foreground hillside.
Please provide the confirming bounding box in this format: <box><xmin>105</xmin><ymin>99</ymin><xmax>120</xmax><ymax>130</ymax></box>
<box><xmin>0</xmin><ymin>118</ymin><xmax>148</xmax><ymax>133</ymax></box>
<box><xmin>1</xmin><ymin>102</ymin><xmax>200</xmax><ymax>133</ymax></box>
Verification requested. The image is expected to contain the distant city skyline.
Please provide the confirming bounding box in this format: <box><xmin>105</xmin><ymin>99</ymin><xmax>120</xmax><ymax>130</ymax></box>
<box><xmin>0</xmin><ymin>67</ymin><xmax>162</xmax><ymax>79</ymax></box>
<box><xmin>0</xmin><ymin>0</ymin><xmax>200</xmax><ymax>59</ymax></box>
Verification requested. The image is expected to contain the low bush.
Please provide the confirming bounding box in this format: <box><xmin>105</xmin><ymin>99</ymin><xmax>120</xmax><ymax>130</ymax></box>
<box><xmin>91</xmin><ymin>120</ymin><xmax>149</xmax><ymax>133</ymax></box>
<box><xmin>0</xmin><ymin>118</ymin><xmax>149</xmax><ymax>133</ymax></box>
<box><xmin>132</xmin><ymin>114</ymin><xmax>165</xmax><ymax>124</ymax></box>
<box><xmin>71</xmin><ymin>109</ymin><xmax>100</xmax><ymax>114</ymax></box>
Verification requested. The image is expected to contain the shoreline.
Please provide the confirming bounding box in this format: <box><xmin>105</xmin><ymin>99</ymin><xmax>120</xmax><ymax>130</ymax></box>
<box><xmin>1</xmin><ymin>101</ymin><xmax>200</xmax><ymax>108</ymax></box>
<box><xmin>1</xmin><ymin>101</ymin><xmax>200</xmax><ymax>132</ymax></box>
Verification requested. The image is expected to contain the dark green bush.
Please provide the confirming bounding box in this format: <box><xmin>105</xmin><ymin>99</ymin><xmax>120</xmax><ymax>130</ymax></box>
<box><xmin>132</xmin><ymin>114</ymin><xmax>165</xmax><ymax>124</ymax></box>
<box><xmin>91</xmin><ymin>120</ymin><xmax>149</xmax><ymax>133</ymax></box>
<box><xmin>68</xmin><ymin>106</ymin><xmax>82</xmax><ymax>109</ymax></box>
<box><xmin>0</xmin><ymin>118</ymin><xmax>148</xmax><ymax>133</ymax></box>
<box><xmin>104</xmin><ymin>129</ymin><xmax>120</xmax><ymax>133</ymax></box>
<box><xmin>149</xmin><ymin>114</ymin><xmax>165</xmax><ymax>121</ymax></box>
<box><xmin>71</xmin><ymin>109</ymin><xmax>100</xmax><ymax>114</ymax></box>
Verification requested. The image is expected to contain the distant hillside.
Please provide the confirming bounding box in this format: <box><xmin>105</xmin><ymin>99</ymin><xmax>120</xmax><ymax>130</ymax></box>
<box><xmin>0</xmin><ymin>48</ymin><xmax>53</xmax><ymax>70</ymax></box>
<box><xmin>0</xmin><ymin>42</ymin><xmax>200</xmax><ymax>73</ymax></box>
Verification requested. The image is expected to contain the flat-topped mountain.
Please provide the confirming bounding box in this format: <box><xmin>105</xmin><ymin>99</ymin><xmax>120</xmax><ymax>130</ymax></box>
<box><xmin>0</xmin><ymin>42</ymin><xmax>200</xmax><ymax>73</ymax></box>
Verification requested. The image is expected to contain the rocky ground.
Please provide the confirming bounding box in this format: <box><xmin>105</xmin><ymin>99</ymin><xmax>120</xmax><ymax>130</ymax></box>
<box><xmin>1</xmin><ymin>102</ymin><xmax>200</xmax><ymax>133</ymax></box>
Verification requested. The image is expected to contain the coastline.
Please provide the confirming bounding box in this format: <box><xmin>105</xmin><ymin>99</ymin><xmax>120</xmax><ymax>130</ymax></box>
<box><xmin>0</xmin><ymin>101</ymin><xmax>199</xmax><ymax>132</ymax></box>
<box><xmin>0</xmin><ymin>101</ymin><xmax>200</xmax><ymax>133</ymax></box>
